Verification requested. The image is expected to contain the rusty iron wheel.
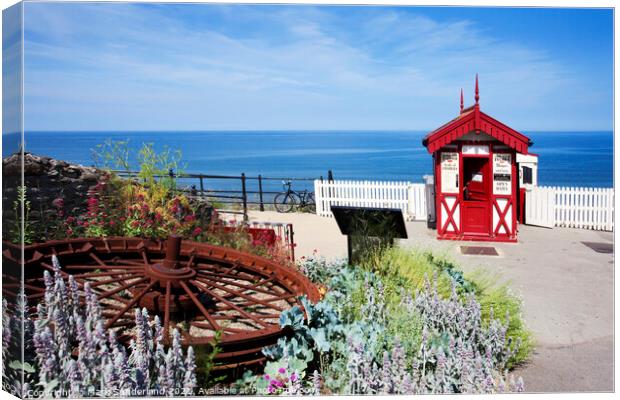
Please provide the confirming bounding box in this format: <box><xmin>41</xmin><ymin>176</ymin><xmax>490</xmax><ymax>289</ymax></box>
<box><xmin>2</xmin><ymin>236</ymin><xmax>319</xmax><ymax>373</ymax></box>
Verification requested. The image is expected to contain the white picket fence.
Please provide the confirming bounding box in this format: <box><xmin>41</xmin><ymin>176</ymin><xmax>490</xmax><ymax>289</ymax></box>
<box><xmin>314</xmin><ymin>180</ymin><xmax>427</xmax><ymax>221</ymax></box>
<box><xmin>526</xmin><ymin>186</ymin><xmax>614</xmax><ymax>231</ymax></box>
<box><xmin>314</xmin><ymin>179</ymin><xmax>613</xmax><ymax>231</ymax></box>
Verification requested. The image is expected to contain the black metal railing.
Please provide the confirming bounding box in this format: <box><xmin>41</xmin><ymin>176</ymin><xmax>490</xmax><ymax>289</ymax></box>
<box><xmin>112</xmin><ymin>169</ymin><xmax>334</xmax><ymax>221</ymax></box>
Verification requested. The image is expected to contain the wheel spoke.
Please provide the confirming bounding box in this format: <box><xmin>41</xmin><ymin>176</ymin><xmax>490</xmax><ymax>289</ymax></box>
<box><xmin>104</xmin><ymin>280</ymin><xmax>157</xmax><ymax>329</ymax></box>
<box><xmin>89</xmin><ymin>252</ymin><xmax>109</xmax><ymax>268</ymax></box>
<box><xmin>97</xmin><ymin>277</ymin><xmax>150</xmax><ymax>300</ymax></box>
<box><xmin>114</xmin><ymin>259</ymin><xmax>146</xmax><ymax>266</ymax></box>
<box><xmin>88</xmin><ymin>273</ymin><xmax>143</xmax><ymax>288</ymax></box>
<box><xmin>179</xmin><ymin>280</ymin><xmax>221</xmax><ymax>331</ymax></box>
<box><xmin>191</xmin><ymin>279</ymin><xmax>271</xmax><ymax>328</ymax></box>
<box><xmin>142</xmin><ymin>250</ymin><xmax>150</xmax><ymax>266</ymax></box>
<box><xmin>64</xmin><ymin>265</ymin><xmax>143</xmax><ymax>271</ymax></box>
<box><xmin>70</xmin><ymin>270</ymin><xmax>140</xmax><ymax>279</ymax></box>
<box><xmin>193</xmin><ymin>276</ymin><xmax>286</xmax><ymax>311</ymax></box>
<box><xmin>196</xmin><ymin>272</ymin><xmax>283</xmax><ymax>297</ymax></box>
<box><xmin>4</xmin><ymin>283</ymin><xmax>45</xmax><ymax>292</ymax></box>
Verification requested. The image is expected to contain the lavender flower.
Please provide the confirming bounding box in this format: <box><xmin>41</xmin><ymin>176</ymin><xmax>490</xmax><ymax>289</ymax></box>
<box><xmin>183</xmin><ymin>346</ymin><xmax>197</xmax><ymax>394</ymax></box>
<box><xmin>4</xmin><ymin>257</ymin><xmax>197</xmax><ymax>397</ymax></box>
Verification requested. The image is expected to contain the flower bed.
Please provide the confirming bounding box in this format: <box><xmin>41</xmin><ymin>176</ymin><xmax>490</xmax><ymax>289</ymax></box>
<box><xmin>234</xmin><ymin>255</ymin><xmax>528</xmax><ymax>395</ymax></box>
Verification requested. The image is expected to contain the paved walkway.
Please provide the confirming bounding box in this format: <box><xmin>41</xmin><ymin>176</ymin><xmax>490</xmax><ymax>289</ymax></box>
<box><xmin>247</xmin><ymin>210</ymin><xmax>614</xmax><ymax>392</ymax></box>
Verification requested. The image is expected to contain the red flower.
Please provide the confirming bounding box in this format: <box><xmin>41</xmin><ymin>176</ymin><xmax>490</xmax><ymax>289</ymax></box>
<box><xmin>109</xmin><ymin>220</ymin><xmax>115</xmax><ymax>227</ymax></box>
<box><xmin>66</xmin><ymin>216</ymin><xmax>75</xmax><ymax>224</ymax></box>
<box><xmin>83</xmin><ymin>221</ymin><xmax>90</xmax><ymax>228</ymax></box>
<box><xmin>192</xmin><ymin>227</ymin><xmax>203</xmax><ymax>237</ymax></box>
<box><xmin>131</xmin><ymin>220</ymin><xmax>140</xmax><ymax>228</ymax></box>
<box><xmin>184</xmin><ymin>214</ymin><xmax>196</xmax><ymax>222</ymax></box>
<box><xmin>66</xmin><ymin>228</ymin><xmax>73</xmax><ymax>236</ymax></box>
<box><xmin>52</xmin><ymin>198</ymin><xmax>64</xmax><ymax>209</ymax></box>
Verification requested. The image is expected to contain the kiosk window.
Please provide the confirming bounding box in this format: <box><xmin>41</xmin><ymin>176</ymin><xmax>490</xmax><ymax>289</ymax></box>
<box><xmin>522</xmin><ymin>166</ymin><xmax>533</xmax><ymax>184</ymax></box>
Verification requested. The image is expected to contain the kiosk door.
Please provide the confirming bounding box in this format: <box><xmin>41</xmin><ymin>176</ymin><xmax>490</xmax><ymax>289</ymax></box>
<box><xmin>462</xmin><ymin>157</ymin><xmax>490</xmax><ymax>236</ymax></box>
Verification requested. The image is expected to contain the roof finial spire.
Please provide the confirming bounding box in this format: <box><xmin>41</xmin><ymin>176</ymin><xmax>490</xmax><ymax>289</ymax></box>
<box><xmin>460</xmin><ymin>88</ymin><xmax>464</xmax><ymax>113</ymax></box>
<box><xmin>475</xmin><ymin>73</ymin><xmax>479</xmax><ymax>105</ymax></box>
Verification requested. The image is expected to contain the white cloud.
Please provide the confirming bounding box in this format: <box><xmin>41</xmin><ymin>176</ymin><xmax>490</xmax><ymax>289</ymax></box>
<box><xmin>21</xmin><ymin>3</ymin><xmax>610</xmax><ymax>131</ymax></box>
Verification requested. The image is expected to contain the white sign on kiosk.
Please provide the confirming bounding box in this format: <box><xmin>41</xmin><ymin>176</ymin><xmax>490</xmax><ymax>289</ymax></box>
<box><xmin>493</xmin><ymin>153</ymin><xmax>512</xmax><ymax>195</ymax></box>
<box><xmin>440</xmin><ymin>152</ymin><xmax>459</xmax><ymax>194</ymax></box>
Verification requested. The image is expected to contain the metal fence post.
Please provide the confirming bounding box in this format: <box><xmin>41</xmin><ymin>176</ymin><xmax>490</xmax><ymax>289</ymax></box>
<box><xmin>327</xmin><ymin>170</ymin><xmax>334</xmax><ymax>200</ymax></box>
<box><xmin>199</xmin><ymin>175</ymin><xmax>204</xmax><ymax>196</ymax></box>
<box><xmin>241</xmin><ymin>173</ymin><xmax>248</xmax><ymax>222</ymax></box>
<box><xmin>258</xmin><ymin>174</ymin><xmax>264</xmax><ymax>212</ymax></box>
<box><xmin>287</xmin><ymin>223</ymin><xmax>295</xmax><ymax>261</ymax></box>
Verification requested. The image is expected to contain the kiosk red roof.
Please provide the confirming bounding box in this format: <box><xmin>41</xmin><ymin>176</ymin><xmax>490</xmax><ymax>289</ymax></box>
<box><xmin>422</xmin><ymin>77</ymin><xmax>532</xmax><ymax>154</ymax></box>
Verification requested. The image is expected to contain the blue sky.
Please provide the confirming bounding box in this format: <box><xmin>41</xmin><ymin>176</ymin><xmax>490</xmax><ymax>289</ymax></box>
<box><xmin>19</xmin><ymin>3</ymin><xmax>613</xmax><ymax>131</ymax></box>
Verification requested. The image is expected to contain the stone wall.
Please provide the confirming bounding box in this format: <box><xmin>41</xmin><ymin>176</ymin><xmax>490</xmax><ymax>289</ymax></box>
<box><xmin>2</xmin><ymin>153</ymin><xmax>215</xmax><ymax>243</ymax></box>
<box><xmin>2</xmin><ymin>153</ymin><xmax>106</xmax><ymax>233</ymax></box>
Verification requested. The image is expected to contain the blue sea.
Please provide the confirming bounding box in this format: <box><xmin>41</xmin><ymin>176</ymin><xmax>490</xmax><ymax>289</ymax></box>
<box><xmin>2</xmin><ymin>131</ymin><xmax>614</xmax><ymax>193</ymax></box>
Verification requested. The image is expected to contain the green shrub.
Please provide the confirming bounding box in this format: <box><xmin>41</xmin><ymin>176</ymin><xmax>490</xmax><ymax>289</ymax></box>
<box><xmin>368</xmin><ymin>247</ymin><xmax>533</xmax><ymax>367</ymax></box>
<box><xmin>465</xmin><ymin>269</ymin><xmax>534</xmax><ymax>367</ymax></box>
<box><xmin>365</xmin><ymin>246</ymin><xmax>454</xmax><ymax>298</ymax></box>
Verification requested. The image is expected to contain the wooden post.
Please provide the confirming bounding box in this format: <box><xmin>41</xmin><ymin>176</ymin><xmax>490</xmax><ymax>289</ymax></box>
<box><xmin>241</xmin><ymin>173</ymin><xmax>248</xmax><ymax>222</ymax></box>
<box><xmin>258</xmin><ymin>174</ymin><xmax>264</xmax><ymax>212</ymax></box>
<box><xmin>199</xmin><ymin>175</ymin><xmax>205</xmax><ymax>196</ymax></box>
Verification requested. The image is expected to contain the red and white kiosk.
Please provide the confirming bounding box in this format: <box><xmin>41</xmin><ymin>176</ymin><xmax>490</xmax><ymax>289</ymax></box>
<box><xmin>422</xmin><ymin>76</ymin><xmax>532</xmax><ymax>242</ymax></box>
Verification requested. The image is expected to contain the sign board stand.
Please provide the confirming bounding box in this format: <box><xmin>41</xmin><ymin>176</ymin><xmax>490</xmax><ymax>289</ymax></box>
<box><xmin>331</xmin><ymin>206</ymin><xmax>408</xmax><ymax>265</ymax></box>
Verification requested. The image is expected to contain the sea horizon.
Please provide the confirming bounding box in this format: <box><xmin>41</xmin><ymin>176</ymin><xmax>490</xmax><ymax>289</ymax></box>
<box><xmin>4</xmin><ymin>129</ymin><xmax>614</xmax><ymax>134</ymax></box>
<box><xmin>2</xmin><ymin>130</ymin><xmax>613</xmax><ymax>191</ymax></box>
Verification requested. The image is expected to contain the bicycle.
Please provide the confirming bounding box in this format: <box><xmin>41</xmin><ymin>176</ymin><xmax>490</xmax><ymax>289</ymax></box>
<box><xmin>273</xmin><ymin>180</ymin><xmax>315</xmax><ymax>213</ymax></box>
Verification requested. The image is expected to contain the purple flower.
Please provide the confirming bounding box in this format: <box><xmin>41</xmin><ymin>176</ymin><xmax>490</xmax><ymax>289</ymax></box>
<box><xmin>264</xmin><ymin>374</ymin><xmax>271</xmax><ymax>380</ymax></box>
<box><xmin>278</xmin><ymin>367</ymin><xmax>286</xmax><ymax>374</ymax></box>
